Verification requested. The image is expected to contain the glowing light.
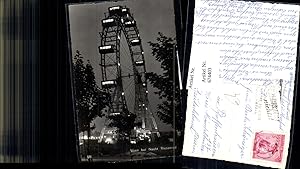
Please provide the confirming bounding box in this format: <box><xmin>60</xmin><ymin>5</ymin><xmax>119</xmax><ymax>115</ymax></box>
<box><xmin>109</xmin><ymin>6</ymin><xmax>120</xmax><ymax>11</ymax></box>
<box><xmin>125</xmin><ymin>21</ymin><xmax>134</xmax><ymax>25</ymax></box>
<box><xmin>131</xmin><ymin>39</ymin><xmax>140</xmax><ymax>43</ymax></box>
<box><xmin>102</xmin><ymin>18</ymin><xmax>114</xmax><ymax>23</ymax></box>
<box><xmin>102</xmin><ymin>80</ymin><xmax>116</xmax><ymax>86</ymax></box>
<box><xmin>99</xmin><ymin>45</ymin><xmax>113</xmax><ymax>50</ymax></box>
<box><xmin>110</xmin><ymin>112</ymin><xmax>120</xmax><ymax>115</ymax></box>
<box><xmin>105</xmin><ymin>137</ymin><xmax>112</xmax><ymax>144</ymax></box>
<box><xmin>135</xmin><ymin>60</ymin><xmax>144</xmax><ymax>65</ymax></box>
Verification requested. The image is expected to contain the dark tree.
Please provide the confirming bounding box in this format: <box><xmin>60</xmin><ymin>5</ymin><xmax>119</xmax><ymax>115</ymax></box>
<box><xmin>108</xmin><ymin>110</ymin><xmax>137</xmax><ymax>137</ymax></box>
<box><xmin>147</xmin><ymin>32</ymin><xmax>182</xmax><ymax>132</ymax></box>
<box><xmin>73</xmin><ymin>50</ymin><xmax>110</xmax><ymax>155</ymax></box>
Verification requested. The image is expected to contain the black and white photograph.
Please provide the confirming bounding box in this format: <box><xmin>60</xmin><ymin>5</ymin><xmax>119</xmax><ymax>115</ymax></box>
<box><xmin>66</xmin><ymin>0</ymin><xmax>182</xmax><ymax>162</ymax></box>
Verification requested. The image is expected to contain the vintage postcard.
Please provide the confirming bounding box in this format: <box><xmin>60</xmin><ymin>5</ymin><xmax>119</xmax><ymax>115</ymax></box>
<box><xmin>66</xmin><ymin>0</ymin><xmax>181</xmax><ymax>162</ymax></box>
<box><xmin>182</xmin><ymin>0</ymin><xmax>299</xmax><ymax>168</ymax></box>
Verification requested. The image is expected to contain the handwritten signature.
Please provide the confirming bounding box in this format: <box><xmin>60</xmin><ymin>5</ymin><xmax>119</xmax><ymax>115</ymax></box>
<box><xmin>190</xmin><ymin>88</ymin><xmax>202</xmax><ymax>153</ymax></box>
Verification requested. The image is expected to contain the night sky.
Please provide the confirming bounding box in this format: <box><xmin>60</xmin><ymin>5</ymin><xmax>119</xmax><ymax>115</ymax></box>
<box><xmin>68</xmin><ymin>0</ymin><xmax>176</xmax><ymax>132</ymax></box>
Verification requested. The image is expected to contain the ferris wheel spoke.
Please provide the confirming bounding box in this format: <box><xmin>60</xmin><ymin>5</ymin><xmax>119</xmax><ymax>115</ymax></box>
<box><xmin>122</xmin><ymin>78</ymin><xmax>135</xmax><ymax>93</ymax></box>
<box><xmin>119</xmin><ymin>41</ymin><xmax>135</xmax><ymax>74</ymax></box>
<box><xmin>124</xmin><ymin>85</ymin><xmax>135</xmax><ymax>111</ymax></box>
<box><xmin>121</xmin><ymin>78</ymin><xmax>135</xmax><ymax>113</ymax></box>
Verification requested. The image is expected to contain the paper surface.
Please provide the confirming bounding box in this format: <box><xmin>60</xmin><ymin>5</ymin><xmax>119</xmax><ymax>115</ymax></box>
<box><xmin>182</xmin><ymin>0</ymin><xmax>299</xmax><ymax>168</ymax></box>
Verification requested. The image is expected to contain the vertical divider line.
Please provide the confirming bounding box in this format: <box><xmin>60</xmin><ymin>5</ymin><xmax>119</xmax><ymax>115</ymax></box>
<box><xmin>0</xmin><ymin>0</ymin><xmax>4</xmax><ymax>162</ymax></box>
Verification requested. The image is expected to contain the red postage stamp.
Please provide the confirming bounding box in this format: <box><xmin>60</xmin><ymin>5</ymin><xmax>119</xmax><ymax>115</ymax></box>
<box><xmin>252</xmin><ymin>132</ymin><xmax>285</xmax><ymax>163</ymax></box>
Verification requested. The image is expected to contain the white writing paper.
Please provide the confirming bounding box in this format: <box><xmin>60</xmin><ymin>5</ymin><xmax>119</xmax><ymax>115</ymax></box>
<box><xmin>182</xmin><ymin>0</ymin><xmax>299</xmax><ymax>168</ymax></box>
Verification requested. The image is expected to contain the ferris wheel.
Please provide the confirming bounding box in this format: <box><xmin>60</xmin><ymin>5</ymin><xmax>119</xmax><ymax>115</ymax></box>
<box><xmin>98</xmin><ymin>6</ymin><xmax>158</xmax><ymax>135</ymax></box>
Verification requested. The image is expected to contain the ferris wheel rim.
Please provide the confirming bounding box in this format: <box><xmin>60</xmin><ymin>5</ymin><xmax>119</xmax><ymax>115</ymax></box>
<box><xmin>99</xmin><ymin>6</ymin><xmax>149</xmax><ymax>119</ymax></box>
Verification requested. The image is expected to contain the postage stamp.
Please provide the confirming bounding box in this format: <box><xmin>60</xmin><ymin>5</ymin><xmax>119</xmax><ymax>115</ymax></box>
<box><xmin>252</xmin><ymin>132</ymin><xmax>285</xmax><ymax>163</ymax></box>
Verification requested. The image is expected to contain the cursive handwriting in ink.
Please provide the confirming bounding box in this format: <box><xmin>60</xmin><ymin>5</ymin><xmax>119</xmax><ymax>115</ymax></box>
<box><xmin>190</xmin><ymin>88</ymin><xmax>202</xmax><ymax>153</ymax></box>
<box><xmin>193</xmin><ymin>0</ymin><xmax>298</xmax><ymax>85</ymax></box>
<box><xmin>224</xmin><ymin>93</ymin><xmax>240</xmax><ymax>105</ymax></box>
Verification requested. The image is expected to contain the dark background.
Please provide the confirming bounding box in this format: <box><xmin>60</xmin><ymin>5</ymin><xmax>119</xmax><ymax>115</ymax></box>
<box><xmin>1</xmin><ymin>0</ymin><xmax>299</xmax><ymax>168</ymax></box>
